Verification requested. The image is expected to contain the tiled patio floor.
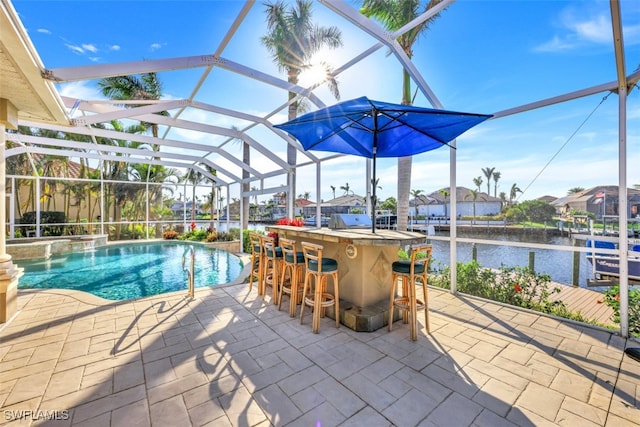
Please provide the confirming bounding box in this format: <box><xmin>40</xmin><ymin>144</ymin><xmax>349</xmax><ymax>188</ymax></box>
<box><xmin>1</xmin><ymin>281</ymin><xmax>638</xmax><ymax>426</ymax></box>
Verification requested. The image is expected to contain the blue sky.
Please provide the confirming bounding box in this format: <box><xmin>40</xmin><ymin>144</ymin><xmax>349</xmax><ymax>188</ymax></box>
<box><xmin>12</xmin><ymin>0</ymin><xmax>640</xmax><ymax>204</ymax></box>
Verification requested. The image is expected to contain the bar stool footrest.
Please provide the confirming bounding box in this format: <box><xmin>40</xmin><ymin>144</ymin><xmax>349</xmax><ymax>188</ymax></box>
<box><xmin>393</xmin><ymin>297</ymin><xmax>425</xmax><ymax>311</ymax></box>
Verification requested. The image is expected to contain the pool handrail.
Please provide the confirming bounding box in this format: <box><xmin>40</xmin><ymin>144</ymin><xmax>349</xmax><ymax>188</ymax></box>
<box><xmin>182</xmin><ymin>245</ymin><xmax>195</xmax><ymax>300</ymax></box>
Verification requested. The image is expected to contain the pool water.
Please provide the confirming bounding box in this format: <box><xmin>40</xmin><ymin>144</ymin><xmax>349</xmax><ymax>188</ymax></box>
<box><xmin>17</xmin><ymin>242</ymin><xmax>244</xmax><ymax>300</ymax></box>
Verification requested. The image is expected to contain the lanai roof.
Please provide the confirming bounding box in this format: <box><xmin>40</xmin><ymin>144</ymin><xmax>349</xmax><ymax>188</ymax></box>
<box><xmin>1</xmin><ymin>0</ymin><xmax>638</xmax><ymax>207</ymax></box>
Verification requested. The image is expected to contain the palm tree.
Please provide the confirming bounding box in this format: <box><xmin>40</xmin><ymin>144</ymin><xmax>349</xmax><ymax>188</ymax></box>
<box><xmin>438</xmin><ymin>188</ymin><xmax>450</xmax><ymax>218</ymax></box>
<box><xmin>465</xmin><ymin>189</ymin><xmax>485</xmax><ymax>224</ymax></box>
<box><xmin>182</xmin><ymin>169</ymin><xmax>205</xmax><ymax>221</ymax></box>
<box><xmin>567</xmin><ymin>187</ymin><xmax>585</xmax><ymax>194</ymax></box>
<box><xmin>509</xmin><ymin>183</ymin><xmax>522</xmax><ymax>205</ymax></box>
<box><xmin>410</xmin><ymin>188</ymin><xmax>423</xmax><ymax>219</ymax></box>
<box><xmin>98</xmin><ymin>72</ymin><xmax>167</xmax><ymax>237</ymax></box>
<box><xmin>340</xmin><ymin>182</ymin><xmax>351</xmax><ymax>195</ymax></box>
<box><xmin>262</xmin><ymin>0</ymin><xmax>343</xmax><ymax>215</ymax></box>
<box><xmin>330</xmin><ymin>185</ymin><xmax>336</xmax><ymax>199</ymax></box>
<box><xmin>492</xmin><ymin>171</ymin><xmax>501</xmax><ymax>198</ymax></box>
<box><xmin>473</xmin><ymin>176</ymin><xmax>483</xmax><ymax>192</ymax></box>
<box><xmin>481</xmin><ymin>166</ymin><xmax>495</xmax><ymax>195</ymax></box>
<box><xmin>361</xmin><ymin>0</ymin><xmax>448</xmax><ymax>231</ymax></box>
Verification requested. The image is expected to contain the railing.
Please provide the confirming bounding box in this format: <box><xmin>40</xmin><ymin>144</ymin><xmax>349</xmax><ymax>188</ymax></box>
<box><xmin>182</xmin><ymin>245</ymin><xmax>195</xmax><ymax>300</ymax></box>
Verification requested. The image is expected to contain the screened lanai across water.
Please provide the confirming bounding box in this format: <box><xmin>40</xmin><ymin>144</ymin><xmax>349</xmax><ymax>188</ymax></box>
<box><xmin>1</xmin><ymin>0</ymin><xmax>638</xmax><ymax>336</ymax></box>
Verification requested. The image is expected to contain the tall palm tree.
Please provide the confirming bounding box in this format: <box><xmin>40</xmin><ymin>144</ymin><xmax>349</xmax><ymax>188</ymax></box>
<box><xmin>330</xmin><ymin>185</ymin><xmax>336</xmax><ymax>199</ymax></box>
<box><xmin>492</xmin><ymin>170</ymin><xmax>501</xmax><ymax>198</ymax></box>
<box><xmin>481</xmin><ymin>166</ymin><xmax>495</xmax><ymax>195</ymax></box>
<box><xmin>98</xmin><ymin>72</ymin><xmax>167</xmax><ymax>237</ymax></box>
<box><xmin>361</xmin><ymin>0</ymin><xmax>448</xmax><ymax>231</ymax></box>
<box><xmin>340</xmin><ymin>182</ymin><xmax>351</xmax><ymax>195</ymax></box>
<box><xmin>262</xmin><ymin>0</ymin><xmax>343</xmax><ymax>216</ymax></box>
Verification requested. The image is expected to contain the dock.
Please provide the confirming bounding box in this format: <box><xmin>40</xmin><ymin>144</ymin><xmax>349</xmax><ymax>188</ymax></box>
<box><xmin>549</xmin><ymin>283</ymin><xmax>616</xmax><ymax>327</ymax></box>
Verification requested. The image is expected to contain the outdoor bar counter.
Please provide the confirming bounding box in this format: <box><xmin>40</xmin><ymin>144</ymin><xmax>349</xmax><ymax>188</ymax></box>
<box><xmin>266</xmin><ymin>225</ymin><xmax>426</xmax><ymax>331</ymax></box>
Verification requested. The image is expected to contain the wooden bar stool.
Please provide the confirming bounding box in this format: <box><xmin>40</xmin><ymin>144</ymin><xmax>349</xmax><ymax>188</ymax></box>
<box><xmin>277</xmin><ymin>238</ymin><xmax>305</xmax><ymax>317</ymax></box>
<box><xmin>388</xmin><ymin>244</ymin><xmax>432</xmax><ymax>341</ymax></box>
<box><xmin>300</xmin><ymin>242</ymin><xmax>340</xmax><ymax>334</ymax></box>
<box><xmin>248</xmin><ymin>233</ymin><xmax>263</xmax><ymax>294</ymax></box>
<box><xmin>262</xmin><ymin>234</ymin><xmax>283</xmax><ymax>304</ymax></box>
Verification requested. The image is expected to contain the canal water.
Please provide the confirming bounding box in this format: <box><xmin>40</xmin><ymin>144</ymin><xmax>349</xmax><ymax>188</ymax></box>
<box><xmin>427</xmin><ymin>230</ymin><xmax>598</xmax><ymax>290</ymax></box>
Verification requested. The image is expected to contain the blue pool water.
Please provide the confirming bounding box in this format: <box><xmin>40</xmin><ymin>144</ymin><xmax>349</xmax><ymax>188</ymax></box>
<box><xmin>17</xmin><ymin>242</ymin><xmax>244</xmax><ymax>300</ymax></box>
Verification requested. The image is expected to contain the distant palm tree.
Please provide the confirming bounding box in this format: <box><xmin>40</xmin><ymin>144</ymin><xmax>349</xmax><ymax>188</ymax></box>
<box><xmin>330</xmin><ymin>185</ymin><xmax>336</xmax><ymax>199</ymax></box>
<box><xmin>509</xmin><ymin>183</ymin><xmax>522</xmax><ymax>205</ymax></box>
<box><xmin>439</xmin><ymin>188</ymin><xmax>450</xmax><ymax>217</ymax></box>
<box><xmin>262</xmin><ymin>0</ymin><xmax>343</xmax><ymax>214</ymax></box>
<box><xmin>340</xmin><ymin>182</ymin><xmax>351</xmax><ymax>195</ymax></box>
<box><xmin>567</xmin><ymin>187</ymin><xmax>585</xmax><ymax>194</ymax></box>
<box><xmin>410</xmin><ymin>188</ymin><xmax>423</xmax><ymax>218</ymax></box>
<box><xmin>473</xmin><ymin>176</ymin><xmax>483</xmax><ymax>192</ymax></box>
<box><xmin>492</xmin><ymin>171</ymin><xmax>501</xmax><ymax>197</ymax></box>
<box><xmin>361</xmin><ymin>0</ymin><xmax>448</xmax><ymax>231</ymax></box>
<box><xmin>481</xmin><ymin>166</ymin><xmax>495</xmax><ymax>195</ymax></box>
<box><xmin>465</xmin><ymin>189</ymin><xmax>481</xmax><ymax>224</ymax></box>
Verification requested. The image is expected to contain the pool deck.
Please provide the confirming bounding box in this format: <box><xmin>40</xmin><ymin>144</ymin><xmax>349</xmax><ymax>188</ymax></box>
<box><xmin>0</xmin><ymin>274</ymin><xmax>638</xmax><ymax>426</ymax></box>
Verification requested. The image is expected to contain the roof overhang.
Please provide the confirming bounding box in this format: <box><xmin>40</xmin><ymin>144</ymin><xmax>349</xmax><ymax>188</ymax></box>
<box><xmin>0</xmin><ymin>0</ymin><xmax>68</xmax><ymax>127</ymax></box>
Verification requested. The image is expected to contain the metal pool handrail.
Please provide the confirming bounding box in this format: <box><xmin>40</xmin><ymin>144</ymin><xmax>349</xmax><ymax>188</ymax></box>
<box><xmin>182</xmin><ymin>245</ymin><xmax>195</xmax><ymax>300</ymax></box>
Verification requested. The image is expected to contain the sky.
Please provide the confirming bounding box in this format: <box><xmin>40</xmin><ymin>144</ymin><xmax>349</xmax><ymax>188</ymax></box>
<box><xmin>10</xmin><ymin>0</ymin><xmax>640</xmax><ymax>205</ymax></box>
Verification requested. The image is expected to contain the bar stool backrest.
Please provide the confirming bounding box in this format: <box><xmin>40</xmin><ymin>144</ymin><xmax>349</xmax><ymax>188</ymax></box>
<box><xmin>262</xmin><ymin>234</ymin><xmax>276</xmax><ymax>254</ymax></box>
<box><xmin>249</xmin><ymin>233</ymin><xmax>262</xmax><ymax>256</ymax></box>
<box><xmin>409</xmin><ymin>244</ymin><xmax>433</xmax><ymax>275</ymax></box>
<box><xmin>301</xmin><ymin>241</ymin><xmax>324</xmax><ymax>272</ymax></box>
<box><xmin>279</xmin><ymin>238</ymin><xmax>298</xmax><ymax>264</ymax></box>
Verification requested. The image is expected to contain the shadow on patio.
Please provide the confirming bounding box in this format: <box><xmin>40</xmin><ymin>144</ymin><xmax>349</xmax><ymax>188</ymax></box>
<box><xmin>0</xmin><ymin>282</ymin><xmax>637</xmax><ymax>426</ymax></box>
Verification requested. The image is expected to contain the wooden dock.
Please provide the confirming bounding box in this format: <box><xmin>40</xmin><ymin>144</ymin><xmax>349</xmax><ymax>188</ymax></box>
<box><xmin>548</xmin><ymin>284</ymin><xmax>616</xmax><ymax>327</ymax></box>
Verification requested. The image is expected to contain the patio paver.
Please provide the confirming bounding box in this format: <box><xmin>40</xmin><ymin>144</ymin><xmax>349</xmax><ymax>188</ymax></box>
<box><xmin>0</xmin><ymin>283</ymin><xmax>638</xmax><ymax>426</ymax></box>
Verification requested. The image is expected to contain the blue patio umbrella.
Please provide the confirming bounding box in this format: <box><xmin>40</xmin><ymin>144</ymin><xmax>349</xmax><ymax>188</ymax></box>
<box><xmin>274</xmin><ymin>96</ymin><xmax>492</xmax><ymax>232</ymax></box>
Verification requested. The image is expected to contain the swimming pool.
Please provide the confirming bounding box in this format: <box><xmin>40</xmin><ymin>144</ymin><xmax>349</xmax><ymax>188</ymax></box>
<box><xmin>17</xmin><ymin>242</ymin><xmax>244</xmax><ymax>300</ymax></box>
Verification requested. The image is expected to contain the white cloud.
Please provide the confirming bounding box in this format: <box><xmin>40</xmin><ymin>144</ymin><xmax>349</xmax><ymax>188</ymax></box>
<box><xmin>65</xmin><ymin>43</ymin><xmax>85</xmax><ymax>55</ymax></box>
<box><xmin>82</xmin><ymin>43</ymin><xmax>98</xmax><ymax>53</ymax></box>
<box><xmin>150</xmin><ymin>43</ymin><xmax>162</xmax><ymax>51</ymax></box>
<box><xmin>109</xmin><ymin>44</ymin><xmax>121</xmax><ymax>51</ymax></box>
<box><xmin>36</xmin><ymin>28</ymin><xmax>51</xmax><ymax>35</ymax></box>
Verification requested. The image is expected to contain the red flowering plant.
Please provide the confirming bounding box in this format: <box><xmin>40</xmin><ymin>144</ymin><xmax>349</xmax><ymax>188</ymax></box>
<box><xmin>275</xmin><ymin>217</ymin><xmax>305</xmax><ymax>227</ymax></box>
<box><xmin>190</xmin><ymin>221</ymin><xmax>197</xmax><ymax>231</ymax></box>
<box><xmin>267</xmin><ymin>231</ymin><xmax>279</xmax><ymax>246</ymax></box>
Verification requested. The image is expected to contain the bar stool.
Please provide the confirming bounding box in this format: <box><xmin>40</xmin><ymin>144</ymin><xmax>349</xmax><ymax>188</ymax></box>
<box><xmin>300</xmin><ymin>242</ymin><xmax>340</xmax><ymax>334</ymax></box>
<box><xmin>262</xmin><ymin>234</ymin><xmax>283</xmax><ymax>304</ymax></box>
<box><xmin>248</xmin><ymin>233</ymin><xmax>263</xmax><ymax>294</ymax></box>
<box><xmin>277</xmin><ymin>238</ymin><xmax>305</xmax><ymax>317</ymax></box>
<box><xmin>388</xmin><ymin>244</ymin><xmax>432</xmax><ymax>341</ymax></box>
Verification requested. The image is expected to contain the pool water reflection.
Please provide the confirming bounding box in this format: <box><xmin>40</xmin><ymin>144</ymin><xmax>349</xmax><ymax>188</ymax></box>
<box><xmin>18</xmin><ymin>242</ymin><xmax>244</xmax><ymax>300</ymax></box>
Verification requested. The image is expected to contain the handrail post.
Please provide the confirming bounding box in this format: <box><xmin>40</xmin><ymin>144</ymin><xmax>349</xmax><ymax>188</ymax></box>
<box><xmin>182</xmin><ymin>245</ymin><xmax>195</xmax><ymax>300</ymax></box>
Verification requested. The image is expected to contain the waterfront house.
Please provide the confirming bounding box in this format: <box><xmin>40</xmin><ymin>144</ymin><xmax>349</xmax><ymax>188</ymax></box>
<box><xmin>551</xmin><ymin>185</ymin><xmax>640</xmax><ymax>219</ymax></box>
<box><xmin>412</xmin><ymin>187</ymin><xmax>502</xmax><ymax>218</ymax></box>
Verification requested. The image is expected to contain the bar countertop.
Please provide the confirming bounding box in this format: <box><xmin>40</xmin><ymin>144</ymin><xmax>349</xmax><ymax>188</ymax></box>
<box><xmin>264</xmin><ymin>225</ymin><xmax>426</xmax><ymax>247</ymax></box>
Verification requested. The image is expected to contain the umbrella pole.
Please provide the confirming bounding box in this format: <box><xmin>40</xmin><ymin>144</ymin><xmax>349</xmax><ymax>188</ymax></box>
<box><xmin>372</xmin><ymin>108</ymin><xmax>378</xmax><ymax>233</ymax></box>
<box><xmin>372</xmin><ymin>151</ymin><xmax>376</xmax><ymax>233</ymax></box>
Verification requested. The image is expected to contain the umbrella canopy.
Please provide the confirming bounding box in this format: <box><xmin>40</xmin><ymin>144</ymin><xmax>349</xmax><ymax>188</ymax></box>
<box><xmin>275</xmin><ymin>96</ymin><xmax>492</xmax><ymax>232</ymax></box>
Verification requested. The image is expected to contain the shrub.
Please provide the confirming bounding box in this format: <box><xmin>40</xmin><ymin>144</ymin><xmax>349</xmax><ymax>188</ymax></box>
<box><xmin>163</xmin><ymin>230</ymin><xmax>179</xmax><ymax>240</ymax></box>
<box><xmin>428</xmin><ymin>260</ymin><xmax>589</xmax><ymax>322</ymax></box>
<box><xmin>243</xmin><ymin>229</ymin><xmax>263</xmax><ymax>253</ymax></box>
<box><xmin>603</xmin><ymin>285</ymin><xmax>640</xmax><ymax>336</ymax></box>
<box><xmin>206</xmin><ymin>231</ymin><xmax>217</xmax><ymax>242</ymax></box>
<box><xmin>215</xmin><ymin>231</ymin><xmax>236</xmax><ymax>241</ymax></box>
